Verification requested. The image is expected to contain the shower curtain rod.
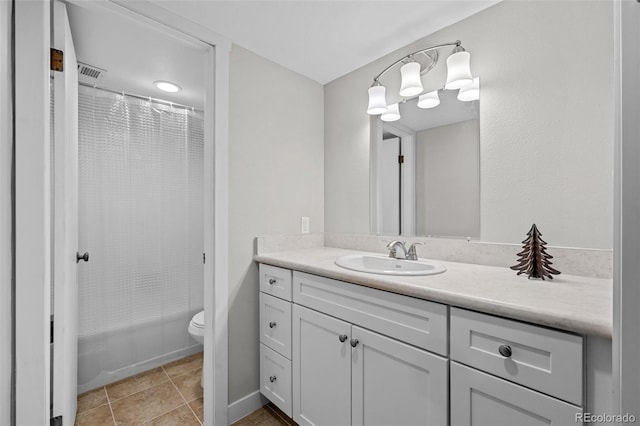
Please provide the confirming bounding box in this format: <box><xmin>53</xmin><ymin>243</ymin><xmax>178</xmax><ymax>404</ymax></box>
<box><xmin>78</xmin><ymin>82</ymin><xmax>204</xmax><ymax>112</ymax></box>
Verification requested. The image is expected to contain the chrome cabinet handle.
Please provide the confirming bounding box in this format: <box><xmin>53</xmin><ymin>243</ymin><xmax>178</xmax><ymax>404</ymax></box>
<box><xmin>338</xmin><ymin>334</ymin><xmax>348</xmax><ymax>343</ymax></box>
<box><xmin>350</xmin><ymin>338</ymin><xmax>359</xmax><ymax>348</ymax></box>
<box><xmin>269</xmin><ymin>375</ymin><xmax>277</xmax><ymax>383</ymax></box>
<box><xmin>76</xmin><ymin>252</ymin><xmax>89</xmax><ymax>263</ymax></box>
<box><xmin>268</xmin><ymin>278</ymin><xmax>276</xmax><ymax>285</ymax></box>
<box><xmin>498</xmin><ymin>344</ymin><xmax>512</xmax><ymax>358</ymax></box>
<box><xmin>269</xmin><ymin>321</ymin><xmax>277</xmax><ymax>328</ymax></box>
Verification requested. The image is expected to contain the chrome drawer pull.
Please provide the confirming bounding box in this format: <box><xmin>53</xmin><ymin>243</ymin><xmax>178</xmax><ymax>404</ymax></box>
<box><xmin>269</xmin><ymin>375</ymin><xmax>277</xmax><ymax>383</ymax></box>
<box><xmin>269</xmin><ymin>321</ymin><xmax>277</xmax><ymax>328</ymax></box>
<box><xmin>338</xmin><ymin>334</ymin><xmax>348</xmax><ymax>343</ymax></box>
<box><xmin>268</xmin><ymin>278</ymin><xmax>276</xmax><ymax>285</ymax></box>
<box><xmin>350</xmin><ymin>338</ymin><xmax>359</xmax><ymax>348</ymax></box>
<box><xmin>498</xmin><ymin>344</ymin><xmax>512</xmax><ymax>358</ymax></box>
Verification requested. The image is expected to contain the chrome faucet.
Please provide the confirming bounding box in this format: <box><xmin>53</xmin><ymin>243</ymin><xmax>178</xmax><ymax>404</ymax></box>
<box><xmin>386</xmin><ymin>241</ymin><xmax>408</xmax><ymax>259</ymax></box>
<box><xmin>386</xmin><ymin>241</ymin><xmax>424</xmax><ymax>260</ymax></box>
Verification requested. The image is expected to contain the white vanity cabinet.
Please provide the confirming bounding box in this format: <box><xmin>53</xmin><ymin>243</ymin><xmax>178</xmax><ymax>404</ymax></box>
<box><xmin>258</xmin><ymin>263</ymin><xmax>588</xmax><ymax>426</ymax></box>
<box><xmin>292</xmin><ymin>271</ymin><xmax>449</xmax><ymax>426</ymax></box>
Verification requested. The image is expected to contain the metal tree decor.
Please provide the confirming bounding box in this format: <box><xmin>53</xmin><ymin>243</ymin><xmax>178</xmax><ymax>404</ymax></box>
<box><xmin>510</xmin><ymin>224</ymin><xmax>561</xmax><ymax>280</ymax></box>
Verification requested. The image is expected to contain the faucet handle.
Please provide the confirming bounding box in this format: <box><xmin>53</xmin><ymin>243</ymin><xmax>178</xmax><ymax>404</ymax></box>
<box><xmin>407</xmin><ymin>242</ymin><xmax>424</xmax><ymax>260</ymax></box>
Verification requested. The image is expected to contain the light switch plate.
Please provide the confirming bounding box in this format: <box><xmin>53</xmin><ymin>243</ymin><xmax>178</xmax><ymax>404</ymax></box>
<box><xmin>301</xmin><ymin>217</ymin><xmax>310</xmax><ymax>234</ymax></box>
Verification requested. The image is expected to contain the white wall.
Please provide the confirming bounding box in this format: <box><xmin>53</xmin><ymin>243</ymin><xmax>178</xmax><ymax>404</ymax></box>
<box><xmin>228</xmin><ymin>45</ymin><xmax>324</xmax><ymax>403</ymax></box>
<box><xmin>325</xmin><ymin>0</ymin><xmax>613</xmax><ymax>249</ymax></box>
<box><xmin>0</xmin><ymin>1</ymin><xmax>12</xmax><ymax>424</ymax></box>
<box><xmin>416</xmin><ymin>119</ymin><xmax>480</xmax><ymax>238</ymax></box>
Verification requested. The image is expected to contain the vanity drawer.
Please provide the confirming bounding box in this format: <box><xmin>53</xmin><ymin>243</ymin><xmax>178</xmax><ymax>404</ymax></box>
<box><xmin>260</xmin><ymin>343</ymin><xmax>292</xmax><ymax>417</ymax></box>
<box><xmin>260</xmin><ymin>264</ymin><xmax>292</xmax><ymax>301</ymax></box>
<box><xmin>260</xmin><ymin>292</ymin><xmax>292</xmax><ymax>359</ymax></box>
<box><xmin>293</xmin><ymin>271</ymin><xmax>448</xmax><ymax>355</ymax></box>
<box><xmin>450</xmin><ymin>307</ymin><xmax>583</xmax><ymax>406</ymax></box>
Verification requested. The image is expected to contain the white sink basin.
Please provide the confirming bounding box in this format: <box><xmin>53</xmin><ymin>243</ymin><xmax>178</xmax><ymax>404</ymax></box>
<box><xmin>335</xmin><ymin>254</ymin><xmax>446</xmax><ymax>276</ymax></box>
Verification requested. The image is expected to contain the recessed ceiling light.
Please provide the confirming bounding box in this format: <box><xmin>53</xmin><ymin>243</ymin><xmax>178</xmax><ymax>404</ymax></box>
<box><xmin>153</xmin><ymin>80</ymin><xmax>181</xmax><ymax>93</ymax></box>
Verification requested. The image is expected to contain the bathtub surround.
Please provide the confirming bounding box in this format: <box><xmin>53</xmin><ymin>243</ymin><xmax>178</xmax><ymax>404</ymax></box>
<box><xmin>324</xmin><ymin>0</ymin><xmax>614</xmax><ymax>250</ymax></box>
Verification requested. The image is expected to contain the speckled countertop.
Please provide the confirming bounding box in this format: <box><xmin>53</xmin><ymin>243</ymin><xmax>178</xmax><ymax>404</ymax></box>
<box><xmin>255</xmin><ymin>247</ymin><xmax>612</xmax><ymax>338</ymax></box>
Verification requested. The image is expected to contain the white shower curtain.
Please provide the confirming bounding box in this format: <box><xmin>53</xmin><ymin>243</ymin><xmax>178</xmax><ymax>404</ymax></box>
<box><xmin>76</xmin><ymin>85</ymin><xmax>204</xmax><ymax>392</ymax></box>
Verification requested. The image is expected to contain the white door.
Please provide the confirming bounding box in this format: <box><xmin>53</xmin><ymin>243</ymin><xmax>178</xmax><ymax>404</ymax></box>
<box><xmin>380</xmin><ymin>137</ymin><xmax>400</xmax><ymax>235</ymax></box>
<box><xmin>450</xmin><ymin>362</ymin><xmax>581</xmax><ymax>426</ymax></box>
<box><xmin>293</xmin><ymin>305</ymin><xmax>351</xmax><ymax>426</ymax></box>
<box><xmin>351</xmin><ymin>326</ymin><xmax>448</xmax><ymax>426</ymax></box>
<box><xmin>51</xmin><ymin>1</ymin><xmax>79</xmax><ymax>423</ymax></box>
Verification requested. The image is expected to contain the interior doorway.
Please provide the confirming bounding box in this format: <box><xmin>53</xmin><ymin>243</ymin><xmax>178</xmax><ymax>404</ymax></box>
<box><xmin>14</xmin><ymin>1</ymin><xmax>230</xmax><ymax>424</ymax></box>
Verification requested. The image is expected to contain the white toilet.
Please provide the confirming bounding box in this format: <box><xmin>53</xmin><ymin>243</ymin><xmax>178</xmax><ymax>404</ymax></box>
<box><xmin>188</xmin><ymin>310</ymin><xmax>205</xmax><ymax>344</ymax></box>
<box><xmin>188</xmin><ymin>310</ymin><xmax>205</xmax><ymax>387</ymax></box>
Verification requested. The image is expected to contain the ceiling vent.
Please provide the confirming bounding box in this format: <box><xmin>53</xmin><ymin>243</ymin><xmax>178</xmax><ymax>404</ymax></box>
<box><xmin>77</xmin><ymin>62</ymin><xmax>106</xmax><ymax>84</ymax></box>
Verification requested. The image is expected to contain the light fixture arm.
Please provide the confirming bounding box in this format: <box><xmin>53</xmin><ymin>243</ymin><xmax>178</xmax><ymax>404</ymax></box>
<box><xmin>371</xmin><ymin>40</ymin><xmax>462</xmax><ymax>84</ymax></box>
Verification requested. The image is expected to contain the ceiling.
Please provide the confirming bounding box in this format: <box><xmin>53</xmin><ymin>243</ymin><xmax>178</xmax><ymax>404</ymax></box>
<box><xmin>150</xmin><ymin>1</ymin><xmax>500</xmax><ymax>85</ymax></box>
<box><xmin>66</xmin><ymin>1</ymin><xmax>500</xmax><ymax>109</ymax></box>
<box><xmin>66</xmin><ymin>2</ymin><xmax>208</xmax><ymax>109</ymax></box>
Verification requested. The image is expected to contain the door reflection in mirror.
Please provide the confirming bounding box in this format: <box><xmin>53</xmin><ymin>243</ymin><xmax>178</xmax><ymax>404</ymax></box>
<box><xmin>374</xmin><ymin>89</ymin><xmax>479</xmax><ymax>238</ymax></box>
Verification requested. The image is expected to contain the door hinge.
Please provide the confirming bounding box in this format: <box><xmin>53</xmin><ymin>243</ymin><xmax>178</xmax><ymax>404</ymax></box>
<box><xmin>203</xmin><ymin>253</ymin><xmax>206</xmax><ymax>264</ymax></box>
<box><xmin>50</xmin><ymin>49</ymin><xmax>63</xmax><ymax>72</ymax></box>
<box><xmin>50</xmin><ymin>415</ymin><xmax>62</xmax><ymax>426</ymax></box>
<box><xmin>398</xmin><ymin>155</ymin><xmax>404</xmax><ymax>164</ymax></box>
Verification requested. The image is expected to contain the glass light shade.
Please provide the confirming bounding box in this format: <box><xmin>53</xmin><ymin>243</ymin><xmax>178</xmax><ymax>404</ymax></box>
<box><xmin>417</xmin><ymin>90</ymin><xmax>440</xmax><ymax>109</ymax></box>
<box><xmin>457</xmin><ymin>77</ymin><xmax>480</xmax><ymax>101</ymax></box>
<box><xmin>399</xmin><ymin>62</ymin><xmax>423</xmax><ymax>97</ymax></box>
<box><xmin>445</xmin><ymin>51</ymin><xmax>473</xmax><ymax>90</ymax></box>
<box><xmin>153</xmin><ymin>80</ymin><xmax>181</xmax><ymax>93</ymax></box>
<box><xmin>367</xmin><ymin>85</ymin><xmax>388</xmax><ymax>115</ymax></box>
<box><xmin>380</xmin><ymin>103</ymin><xmax>401</xmax><ymax>122</ymax></box>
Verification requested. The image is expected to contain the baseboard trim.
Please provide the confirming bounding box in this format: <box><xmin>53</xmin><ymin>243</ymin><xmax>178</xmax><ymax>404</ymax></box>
<box><xmin>228</xmin><ymin>390</ymin><xmax>268</xmax><ymax>424</ymax></box>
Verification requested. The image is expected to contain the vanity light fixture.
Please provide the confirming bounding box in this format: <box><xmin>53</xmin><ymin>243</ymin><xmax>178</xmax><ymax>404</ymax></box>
<box><xmin>399</xmin><ymin>60</ymin><xmax>423</xmax><ymax>97</ymax></box>
<box><xmin>380</xmin><ymin>103</ymin><xmax>401</xmax><ymax>122</ymax></box>
<box><xmin>417</xmin><ymin>90</ymin><xmax>440</xmax><ymax>109</ymax></box>
<box><xmin>457</xmin><ymin>77</ymin><xmax>480</xmax><ymax>102</ymax></box>
<box><xmin>153</xmin><ymin>80</ymin><xmax>182</xmax><ymax>93</ymax></box>
<box><xmin>444</xmin><ymin>45</ymin><xmax>473</xmax><ymax>90</ymax></box>
<box><xmin>367</xmin><ymin>40</ymin><xmax>475</xmax><ymax>117</ymax></box>
<box><xmin>367</xmin><ymin>82</ymin><xmax>388</xmax><ymax>115</ymax></box>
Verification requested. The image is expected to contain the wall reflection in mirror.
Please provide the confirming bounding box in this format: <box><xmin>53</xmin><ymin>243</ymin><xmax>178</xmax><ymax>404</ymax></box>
<box><xmin>374</xmin><ymin>89</ymin><xmax>480</xmax><ymax>238</ymax></box>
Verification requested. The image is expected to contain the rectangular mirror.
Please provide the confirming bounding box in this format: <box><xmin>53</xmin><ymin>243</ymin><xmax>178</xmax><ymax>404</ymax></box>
<box><xmin>372</xmin><ymin>88</ymin><xmax>479</xmax><ymax>238</ymax></box>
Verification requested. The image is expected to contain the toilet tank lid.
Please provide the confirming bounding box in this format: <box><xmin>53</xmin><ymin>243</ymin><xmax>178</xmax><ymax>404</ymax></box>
<box><xmin>192</xmin><ymin>311</ymin><xmax>205</xmax><ymax>327</ymax></box>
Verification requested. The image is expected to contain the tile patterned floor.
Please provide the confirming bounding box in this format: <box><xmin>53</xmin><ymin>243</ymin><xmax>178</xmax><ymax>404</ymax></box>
<box><xmin>75</xmin><ymin>352</ymin><xmax>203</xmax><ymax>425</ymax></box>
<box><xmin>231</xmin><ymin>403</ymin><xmax>297</xmax><ymax>426</ymax></box>
<box><xmin>76</xmin><ymin>351</ymin><xmax>297</xmax><ymax>425</ymax></box>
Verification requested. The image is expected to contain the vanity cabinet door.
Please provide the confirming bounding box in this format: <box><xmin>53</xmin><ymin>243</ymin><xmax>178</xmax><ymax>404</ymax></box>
<box><xmin>351</xmin><ymin>326</ymin><xmax>448</xmax><ymax>426</ymax></box>
<box><xmin>450</xmin><ymin>362</ymin><xmax>581</xmax><ymax>426</ymax></box>
<box><xmin>293</xmin><ymin>305</ymin><xmax>351</xmax><ymax>426</ymax></box>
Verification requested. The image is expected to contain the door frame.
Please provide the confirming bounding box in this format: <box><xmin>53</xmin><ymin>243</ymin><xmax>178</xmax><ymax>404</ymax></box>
<box><xmin>613</xmin><ymin>0</ymin><xmax>640</xmax><ymax>418</ymax></box>
<box><xmin>14</xmin><ymin>2</ymin><xmax>52</xmax><ymax>424</ymax></box>
<box><xmin>0</xmin><ymin>1</ymin><xmax>13</xmax><ymax>425</ymax></box>
<box><xmin>14</xmin><ymin>1</ymin><xmax>231</xmax><ymax>425</ymax></box>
